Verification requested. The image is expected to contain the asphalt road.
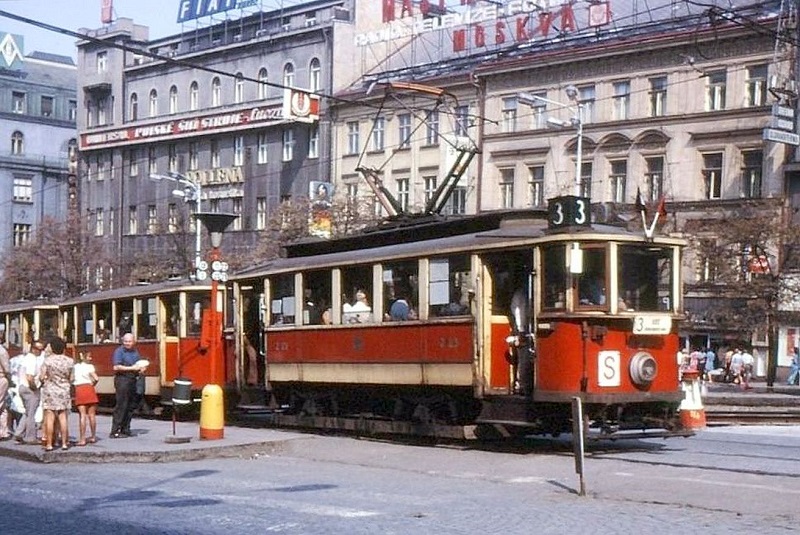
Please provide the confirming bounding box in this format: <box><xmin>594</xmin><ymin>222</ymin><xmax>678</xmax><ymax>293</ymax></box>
<box><xmin>2</xmin><ymin>425</ymin><xmax>799</xmax><ymax>534</ymax></box>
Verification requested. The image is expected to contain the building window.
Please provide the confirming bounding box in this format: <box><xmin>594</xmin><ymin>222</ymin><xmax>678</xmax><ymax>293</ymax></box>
<box><xmin>148</xmin><ymin>89</ymin><xmax>158</xmax><ymax>117</ymax></box>
<box><xmin>128</xmin><ymin>206</ymin><xmax>138</xmax><ymax>235</ymax></box>
<box><xmin>97</xmin><ymin>97</ymin><xmax>108</xmax><ymax>126</ymax></box>
<box><xmin>308</xmin><ymin>125</ymin><xmax>319</xmax><ymax>159</ymax></box>
<box><xmin>579</xmin><ymin>162</ymin><xmax>592</xmax><ymax>198</ymax></box>
<box><xmin>706</xmin><ymin>70</ymin><xmax>726</xmax><ymax>111</ymax></box>
<box><xmin>147</xmin><ymin>205</ymin><xmax>157</xmax><ymax>234</ymax></box>
<box><xmin>168</xmin><ymin>204</ymin><xmax>178</xmax><ymax>233</ymax></box>
<box><xmin>455</xmin><ymin>105</ymin><xmax>470</xmax><ymax>136</ymax></box>
<box><xmin>449</xmin><ymin>187</ymin><xmax>466</xmax><ymax>215</ymax></box>
<box><xmin>232</xmin><ymin>198</ymin><xmax>242</xmax><ymax>230</ymax></box>
<box><xmin>13</xmin><ymin>176</ymin><xmax>32</xmax><ymax>202</ymax></box>
<box><xmin>189</xmin><ymin>142</ymin><xmax>198</xmax><ymax>170</ymax></box>
<box><xmin>527</xmin><ymin>94</ymin><xmax>547</xmax><ymax>129</ymax></box>
<box><xmin>12</xmin><ymin>91</ymin><xmax>25</xmax><ymax>114</ymax></box>
<box><xmin>283</xmin><ymin>129</ymin><xmax>294</xmax><ymax>161</ymax></box>
<box><xmin>609</xmin><ymin>160</ymin><xmax>627</xmax><ymax>203</ymax></box>
<box><xmin>233</xmin><ymin>136</ymin><xmax>244</xmax><ymax>166</ymax></box>
<box><xmin>578</xmin><ymin>85</ymin><xmax>596</xmax><ymax>123</ymax></box>
<box><xmin>168</xmin><ymin>144</ymin><xmax>177</xmax><ymax>173</ymax></box>
<box><xmin>645</xmin><ymin>156</ymin><xmax>664</xmax><ymax>202</ymax></box>
<box><xmin>13</xmin><ymin>224</ymin><xmax>31</xmax><ymax>247</ymax></box>
<box><xmin>210</xmin><ymin>139</ymin><xmax>220</xmax><ymax>168</ymax></box>
<box><xmin>396</xmin><ymin>177</ymin><xmax>409</xmax><ymax>211</ymax></box>
<box><xmin>234</xmin><ymin>73</ymin><xmax>244</xmax><ymax>103</ymax></box>
<box><xmin>68</xmin><ymin>100</ymin><xmax>77</xmax><ymax>121</ymax></box>
<box><xmin>741</xmin><ymin>149</ymin><xmax>763</xmax><ymax>199</ymax></box>
<box><xmin>169</xmin><ymin>85</ymin><xmax>178</xmax><ymax>114</ymax></box>
<box><xmin>97</xmin><ymin>154</ymin><xmax>107</xmax><ymax>180</ymax></box>
<box><xmin>398</xmin><ymin>113</ymin><xmax>411</xmax><ymax>149</ymax></box>
<box><xmin>189</xmin><ymin>81</ymin><xmax>199</xmax><ymax>110</ymax></box>
<box><xmin>500</xmin><ymin>168</ymin><xmax>515</xmax><ymax>208</ymax></box>
<box><xmin>129</xmin><ymin>149</ymin><xmax>139</xmax><ymax>176</ymax></box>
<box><xmin>371</xmin><ymin>117</ymin><xmax>385</xmax><ymax>151</ymax></box>
<box><xmin>256</xmin><ymin>197</ymin><xmax>267</xmax><ymax>230</ymax></box>
<box><xmin>528</xmin><ymin>165</ymin><xmax>544</xmax><ymax>207</ymax></box>
<box><xmin>210</xmin><ymin>199</ymin><xmax>220</xmax><ymax>213</ymax></box>
<box><xmin>257</xmin><ymin>132</ymin><xmax>268</xmax><ymax>164</ymax></box>
<box><xmin>258</xmin><ymin>68</ymin><xmax>268</xmax><ymax>99</ymax></box>
<box><xmin>108</xmin><ymin>208</ymin><xmax>115</xmax><ymax>236</ymax></box>
<box><xmin>95</xmin><ymin>208</ymin><xmax>104</xmax><ymax>236</ymax></box>
<box><xmin>11</xmin><ymin>131</ymin><xmax>23</xmax><ymax>155</ymax></box>
<box><xmin>612</xmin><ymin>81</ymin><xmax>630</xmax><ymax>121</ymax></box>
<box><xmin>746</xmin><ymin>64</ymin><xmax>768</xmax><ymax>107</ymax></box>
<box><xmin>425</xmin><ymin>110</ymin><xmax>439</xmax><ymax>145</ymax></box>
<box><xmin>649</xmin><ymin>76</ymin><xmax>667</xmax><ymax>117</ymax></box>
<box><xmin>40</xmin><ymin>96</ymin><xmax>53</xmax><ymax>117</ymax></box>
<box><xmin>346</xmin><ymin>121</ymin><xmax>360</xmax><ymax>155</ymax></box>
<box><xmin>309</xmin><ymin>58</ymin><xmax>321</xmax><ymax>92</ymax></box>
<box><xmin>96</xmin><ymin>51</ymin><xmax>107</xmax><ymax>72</ymax></box>
<box><xmin>129</xmin><ymin>93</ymin><xmax>138</xmax><ymax>121</ymax></box>
<box><xmin>424</xmin><ymin>176</ymin><xmax>437</xmax><ymax>204</ymax></box>
<box><xmin>147</xmin><ymin>146</ymin><xmax>157</xmax><ymax>174</ymax></box>
<box><xmin>501</xmin><ymin>97</ymin><xmax>518</xmax><ymax>133</ymax></box>
<box><xmin>211</xmin><ymin>77</ymin><xmax>221</xmax><ymax>107</ymax></box>
<box><xmin>283</xmin><ymin>63</ymin><xmax>294</xmax><ymax>87</ymax></box>
<box><xmin>702</xmin><ymin>152</ymin><xmax>723</xmax><ymax>199</ymax></box>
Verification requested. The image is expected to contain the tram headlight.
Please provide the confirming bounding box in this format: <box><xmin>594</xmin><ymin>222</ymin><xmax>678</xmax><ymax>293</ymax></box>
<box><xmin>629</xmin><ymin>351</ymin><xmax>657</xmax><ymax>386</ymax></box>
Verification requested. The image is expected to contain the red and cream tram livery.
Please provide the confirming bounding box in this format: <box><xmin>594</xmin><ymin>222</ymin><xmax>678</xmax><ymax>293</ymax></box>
<box><xmin>0</xmin><ymin>301</ymin><xmax>59</xmax><ymax>356</ymax></box>
<box><xmin>58</xmin><ymin>279</ymin><xmax>229</xmax><ymax>403</ymax></box>
<box><xmin>234</xmin><ymin>205</ymin><xmax>687</xmax><ymax>438</ymax></box>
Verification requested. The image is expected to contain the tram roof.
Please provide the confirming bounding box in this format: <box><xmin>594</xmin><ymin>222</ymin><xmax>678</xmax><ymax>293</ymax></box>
<box><xmin>0</xmin><ymin>300</ymin><xmax>59</xmax><ymax>315</ymax></box>
<box><xmin>59</xmin><ymin>278</ymin><xmax>212</xmax><ymax>307</ymax></box>
<box><xmin>235</xmin><ymin>211</ymin><xmax>684</xmax><ymax>280</ymax></box>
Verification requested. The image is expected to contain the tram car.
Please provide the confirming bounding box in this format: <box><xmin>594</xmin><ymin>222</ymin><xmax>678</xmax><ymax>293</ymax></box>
<box><xmin>57</xmin><ymin>279</ymin><xmax>232</xmax><ymax>404</ymax></box>
<box><xmin>232</xmin><ymin>199</ymin><xmax>687</xmax><ymax>439</ymax></box>
<box><xmin>0</xmin><ymin>301</ymin><xmax>60</xmax><ymax>356</ymax></box>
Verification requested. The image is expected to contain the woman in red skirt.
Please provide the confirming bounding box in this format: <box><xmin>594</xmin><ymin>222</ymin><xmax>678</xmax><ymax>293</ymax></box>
<box><xmin>72</xmin><ymin>352</ymin><xmax>99</xmax><ymax>446</ymax></box>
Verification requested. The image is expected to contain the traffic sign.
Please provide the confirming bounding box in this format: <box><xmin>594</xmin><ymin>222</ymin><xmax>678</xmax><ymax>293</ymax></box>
<box><xmin>772</xmin><ymin>103</ymin><xmax>794</xmax><ymax>119</ymax></box>
<box><xmin>769</xmin><ymin>117</ymin><xmax>795</xmax><ymax>131</ymax></box>
<box><xmin>763</xmin><ymin>128</ymin><xmax>800</xmax><ymax>146</ymax></box>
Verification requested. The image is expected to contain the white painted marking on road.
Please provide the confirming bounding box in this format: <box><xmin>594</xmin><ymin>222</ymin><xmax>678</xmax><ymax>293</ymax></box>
<box><xmin>293</xmin><ymin>503</ymin><xmax>380</xmax><ymax>518</ymax></box>
<box><xmin>507</xmin><ymin>476</ymin><xmax>549</xmax><ymax>484</ymax></box>
<box><xmin>614</xmin><ymin>472</ymin><xmax>634</xmax><ymax>477</ymax></box>
<box><xmin>618</xmin><ymin>474</ymin><xmax>800</xmax><ymax>495</ymax></box>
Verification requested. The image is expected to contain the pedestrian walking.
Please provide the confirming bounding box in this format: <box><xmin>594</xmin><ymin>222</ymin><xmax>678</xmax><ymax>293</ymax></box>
<box><xmin>0</xmin><ymin>336</ymin><xmax>11</xmax><ymax>440</ymax></box>
<box><xmin>110</xmin><ymin>333</ymin><xmax>146</xmax><ymax>438</ymax></box>
<box><xmin>73</xmin><ymin>352</ymin><xmax>99</xmax><ymax>446</ymax></box>
<box><xmin>40</xmin><ymin>337</ymin><xmax>74</xmax><ymax>451</ymax></box>
<box><xmin>788</xmin><ymin>348</ymin><xmax>800</xmax><ymax>385</ymax></box>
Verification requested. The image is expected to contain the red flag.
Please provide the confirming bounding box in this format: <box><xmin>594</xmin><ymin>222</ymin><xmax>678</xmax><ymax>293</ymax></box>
<box><xmin>635</xmin><ymin>188</ymin><xmax>645</xmax><ymax>212</ymax></box>
<box><xmin>656</xmin><ymin>196</ymin><xmax>667</xmax><ymax>217</ymax></box>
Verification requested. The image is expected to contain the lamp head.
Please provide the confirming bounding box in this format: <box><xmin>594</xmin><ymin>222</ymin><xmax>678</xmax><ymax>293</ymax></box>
<box><xmin>195</xmin><ymin>212</ymin><xmax>237</xmax><ymax>248</ymax></box>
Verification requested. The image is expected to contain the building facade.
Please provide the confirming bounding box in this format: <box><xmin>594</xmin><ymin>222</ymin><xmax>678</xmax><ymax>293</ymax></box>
<box><xmin>75</xmin><ymin>0</ymin><xmax>356</xmax><ymax>281</ymax></box>
<box><xmin>0</xmin><ymin>33</ymin><xmax>76</xmax><ymax>275</ymax></box>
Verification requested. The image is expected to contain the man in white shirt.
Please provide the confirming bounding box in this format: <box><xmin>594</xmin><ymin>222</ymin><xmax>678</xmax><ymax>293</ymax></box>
<box><xmin>14</xmin><ymin>341</ymin><xmax>44</xmax><ymax>444</ymax></box>
<box><xmin>0</xmin><ymin>338</ymin><xmax>10</xmax><ymax>440</ymax></box>
<box><xmin>741</xmin><ymin>348</ymin><xmax>755</xmax><ymax>388</ymax></box>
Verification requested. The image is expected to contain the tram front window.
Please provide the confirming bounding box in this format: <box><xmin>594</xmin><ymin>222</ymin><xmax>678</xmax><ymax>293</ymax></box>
<box><xmin>186</xmin><ymin>294</ymin><xmax>210</xmax><ymax>336</ymax></box>
<box><xmin>542</xmin><ymin>245</ymin><xmax>567</xmax><ymax>309</ymax></box>
<box><xmin>577</xmin><ymin>247</ymin><xmax>607</xmax><ymax>308</ymax></box>
<box><xmin>618</xmin><ymin>245</ymin><xmax>673</xmax><ymax>312</ymax></box>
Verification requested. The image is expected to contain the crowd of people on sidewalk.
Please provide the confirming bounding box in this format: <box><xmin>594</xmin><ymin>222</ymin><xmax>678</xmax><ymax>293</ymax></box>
<box><xmin>679</xmin><ymin>345</ymin><xmax>755</xmax><ymax>388</ymax></box>
<box><xmin>0</xmin><ymin>333</ymin><xmax>147</xmax><ymax>450</ymax></box>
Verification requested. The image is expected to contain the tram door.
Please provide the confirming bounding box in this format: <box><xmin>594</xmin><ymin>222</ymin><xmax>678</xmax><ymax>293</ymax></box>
<box><xmin>481</xmin><ymin>251</ymin><xmax>533</xmax><ymax>395</ymax></box>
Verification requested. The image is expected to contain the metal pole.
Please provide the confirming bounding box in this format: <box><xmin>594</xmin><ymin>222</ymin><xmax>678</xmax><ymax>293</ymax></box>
<box><xmin>574</xmin><ymin>105</ymin><xmax>583</xmax><ymax>197</ymax></box>
<box><xmin>194</xmin><ymin>182</ymin><xmax>202</xmax><ymax>270</ymax></box>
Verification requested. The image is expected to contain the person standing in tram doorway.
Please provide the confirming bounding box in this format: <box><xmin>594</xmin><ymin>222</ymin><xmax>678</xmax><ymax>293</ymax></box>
<box><xmin>110</xmin><ymin>333</ymin><xmax>145</xmax><ymax>438</ymax></box>
<box><xmin>505</xmin><ymin>267</ymin><xmax>533</xmax><ymax>396</ymax></box>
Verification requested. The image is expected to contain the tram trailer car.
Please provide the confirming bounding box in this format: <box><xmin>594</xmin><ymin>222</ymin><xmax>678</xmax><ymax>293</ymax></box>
<box><xmin>233</xmin><ymin>208</ymin><xmax>688</xmax><ymax>439</ymax></box>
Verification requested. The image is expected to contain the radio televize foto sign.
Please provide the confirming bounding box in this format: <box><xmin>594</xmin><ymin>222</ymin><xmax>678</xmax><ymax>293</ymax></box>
<box><xmin>177</xmin><ymin>0</ymin><xmax>259</xmax><ymax>23</ymax></box>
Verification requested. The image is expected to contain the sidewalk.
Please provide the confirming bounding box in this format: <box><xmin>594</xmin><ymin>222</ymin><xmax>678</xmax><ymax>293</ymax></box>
<box><xmin>0</xmin><ymin>414</ymin><xmax>307</xmax><ymax>464</ymax></box>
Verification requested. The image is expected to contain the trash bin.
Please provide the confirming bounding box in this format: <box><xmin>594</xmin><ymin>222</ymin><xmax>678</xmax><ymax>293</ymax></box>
<box><xmin>172</xmin><ymin>378</ymin><xmax>193</xmax><ymax>406</ymax></box>
<box><xmin>199</xmin><ymin>383</ymin><xmax>225</xmax><ymax>440</ymax></box>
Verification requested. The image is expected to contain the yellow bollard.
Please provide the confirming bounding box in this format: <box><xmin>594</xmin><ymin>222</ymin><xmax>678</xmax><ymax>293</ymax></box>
<box><xmin>199</xmin><ymin>384</ymin><xmax>225</xmax><ymax>440</ymax></box>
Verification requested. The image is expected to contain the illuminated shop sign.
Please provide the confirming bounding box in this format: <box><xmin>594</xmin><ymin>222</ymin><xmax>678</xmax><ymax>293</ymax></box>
<box><xmin>176</xmin><ymin>0</ymin><xmax>259</xmax><ymax>23</ymax></box>
<box><xmin>80</xmin><ymin>105</ymin><xmax>283</xmax><ymax>149</ymax></box>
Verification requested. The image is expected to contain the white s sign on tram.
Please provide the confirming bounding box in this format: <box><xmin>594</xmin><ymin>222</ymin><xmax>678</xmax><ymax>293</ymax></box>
<box><xmin>597</xmin><ymin>350</ymin><xmax>620</xmax><ymax>387</ymax></box>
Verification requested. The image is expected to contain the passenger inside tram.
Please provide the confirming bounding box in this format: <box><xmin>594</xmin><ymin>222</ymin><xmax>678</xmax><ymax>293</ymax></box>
<box><xmin>343</xmin><ymin>289</ymin><xmax>372</xmax><ymax>323</ymax></box>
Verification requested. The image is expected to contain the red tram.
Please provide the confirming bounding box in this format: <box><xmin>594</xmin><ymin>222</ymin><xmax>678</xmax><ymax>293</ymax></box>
<box><xmin>232</xmin><ymin>205</ymin><xmax>688</xmax><ymax>439</ymax></box>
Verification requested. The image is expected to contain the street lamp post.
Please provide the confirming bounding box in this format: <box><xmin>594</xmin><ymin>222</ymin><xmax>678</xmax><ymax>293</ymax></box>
<box><xmin>518</xmin><ymin>86</ymin><xmax>584</xmax><ymax>197</ymax></box>
<box><xmin>149</xmin><ymin>172</ymin><xmax>203</xmax><ymax>277</ymax></box>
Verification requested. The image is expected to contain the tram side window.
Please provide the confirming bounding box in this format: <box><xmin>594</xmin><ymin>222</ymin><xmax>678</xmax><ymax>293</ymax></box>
<box><xmin>342</xmin><ymin>265</ymin><xmax>373</xmax><ymax>324</ymax></box>
<box><xmin>8</xmin><ymin>317</ymin><xmax>22</xmax><ymax>348</ymax></box>
<box><xmin>186</xmin><ymin>293</ymin><xmax>210</xmax><ymax>336</ymax></box>
<box><xmin>303</xmin><ymin>270</ymin><xmax>332</xmax><ymax>325</ymax></box>
<box><xmin>430</xmin><ymin>255</ymin><xmax>472</xmax><ymax>317</ymax></box>
<box><xmin>41</xmin><ymin>310</ymin><xmax>58</xmax><ymax>341</ymax></box>
<box><xmin>270</xmin><ymin>274</ymin><xmax>295</xmax><ymax>326</ymax></box>
<box><xmin>96</xmin><ymin>302</ymin><xmax>112</xmax><ymax>342</ymax></box>
<box><xmin>137</xmin><ymin>298</ymin><xmax>157</xmax><ymax>340</ymax></box>
<box><xmin>577</xmin><ymin>247</ymin><xmax>607</xmax><ymax>308</ymax></box>
<box><xmin>62</xmin><ymin>310</ymin><xmax>74</xmax><ymax>344</ymax></box>
<box><xmin>619</xmin><ymin>245</ymin><xmax>673</xmax><ymax>312</ymax></box>
<box><xmin>117</xmin><ymin>301</ymin><xmax>134</xmax><ymax>341</ymax></box>
<box><xmin>78</xmin><ymin>304</ymin><xmax>93</xmax><ymax>344</ymax></box>
<box><xmin>383</xmin><ymin>260</ymin><xmax>418</xmax><ymax>321</ymax></box>
<box><xmin>164</xmin><ymin>294</ymin><xmax>180</xmax><ymax>337</ymax></box>
<box><xmin>542</xmin><ymin>245</ymin><xmax>567</xmax><ymax>309</ymax></box>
